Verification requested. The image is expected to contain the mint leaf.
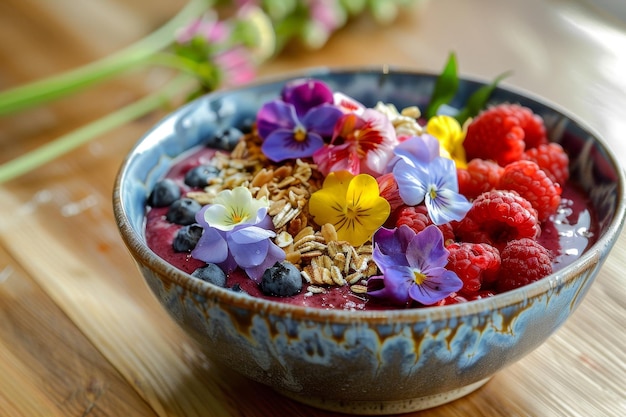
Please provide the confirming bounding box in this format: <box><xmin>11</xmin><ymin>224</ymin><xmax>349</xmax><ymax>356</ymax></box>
<box><xmin>426</xmin><ymin>52</ymin><xmax>459</xmax><ymax>119</ymax></box>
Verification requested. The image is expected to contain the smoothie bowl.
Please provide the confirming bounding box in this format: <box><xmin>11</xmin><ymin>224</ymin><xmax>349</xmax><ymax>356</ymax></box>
<box><xmin>113</xmin><ymin>68</ymin><xmax>625</xmax><ymax>415</ymax></box>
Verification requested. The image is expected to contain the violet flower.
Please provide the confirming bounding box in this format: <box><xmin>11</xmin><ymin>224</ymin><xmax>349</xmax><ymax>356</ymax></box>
<box><xmin>257</xmin><ymin>79</ymin><xmax>343</xmax><ymax>162</ymax></box>
<box><xmin>281</xmin><ymin>78</ymin><xmax>335</xmax><ymax>117</ymax></box>
<box><xmin>390</xmin><ymin>135</ymin><xmax>472</xmax><ymax>225</ymax></box>
<box><xmin>191</xmin><ymin>187</ymin><xmax>285</xmax><ymax>282</ymax></box>
<box><xmin>367</xmin><ymin>225</ymin><xmax>463</xmax><ymax>306</ymax></box>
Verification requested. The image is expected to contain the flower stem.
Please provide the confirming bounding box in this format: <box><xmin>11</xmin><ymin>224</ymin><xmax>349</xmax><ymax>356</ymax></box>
<box><xmin>0</xmin><ymin>0</ymin><xmax>210</xmax><ymax>117</ymax></box>
<box><xmin>0</xmin><ymin>76</ymin><xmax>196</xmax><ymax>184</ymax></box>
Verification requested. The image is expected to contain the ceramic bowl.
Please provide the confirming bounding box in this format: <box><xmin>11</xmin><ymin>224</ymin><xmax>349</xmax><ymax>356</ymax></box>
<box><xmin>113</xmin><ymin>68</ymin><xmax>625</xmax><ymax>415</ymax></box>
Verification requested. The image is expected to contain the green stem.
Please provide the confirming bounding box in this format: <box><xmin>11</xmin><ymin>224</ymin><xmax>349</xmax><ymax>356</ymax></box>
<box><xmin>0</xmin><ymin>0</ymin><xmax>210</xmax><ymax>116</ymax></box>
<box><xmin>0</xmin><ymin>76</ymin><xmax>196</xmax><ymax>184</ymax></box>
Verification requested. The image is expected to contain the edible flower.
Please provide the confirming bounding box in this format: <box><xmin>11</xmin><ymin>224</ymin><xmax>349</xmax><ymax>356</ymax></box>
<box><xmin>390</xmin><ymin>135</ymin><xmax>472</xmax><ymax>225</ymax></box>
<box><xmin>175</xmin><ymin>11</ymin><xmax>229</xmax><ymax>44</ymax></box>
<box><xmin>367</xmin><ymin>225</ymin><xmax>463</xmax><ymax>306</ymax></box>
<box><xmin>201</xmin><ymin>186</ymin><xmax>269</xmax><ymax>231</ymax></box>
<box><xmin>426</xmin><ymin>115</ymin><xmax>467</xmax><ymax>168</ymax></box>
<box><xmin>191</xmin><ymin>186</ymin><xmax>285</xmax><ymax>282</ymax></box>
<box><xmin>257</xmin><ymin>80</ymin><xmax>343</xmax><ymax>162</ymax></box>
<box><xmin>313</xmin><ymin>109</ymin><xmax>398</xmax><ymax>176</ymax></box>
<box><xmin>308</xmin><ymin>171</ymin><xmax>390</xmax><ymax>246</ymax></box>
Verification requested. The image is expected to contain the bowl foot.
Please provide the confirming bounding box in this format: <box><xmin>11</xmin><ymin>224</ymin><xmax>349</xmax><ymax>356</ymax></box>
<box><xmin>275</xmin><ymin>377</ymin><xmax>491</xmax><ymax>415</ymax></box>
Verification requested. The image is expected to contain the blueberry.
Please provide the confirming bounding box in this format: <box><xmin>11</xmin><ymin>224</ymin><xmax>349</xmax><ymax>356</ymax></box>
<box><xmin>207</xmin><ymin>126</ymin><xmax>244</xmax><ymax>150</ymax></box>
<box><xmin>259</xmin><ymin>262</ymin><xmax>302</xmax><ymax>297</ymax></box>
<box><xmin>184</xmin><ymin>165</ymin><xmax>221</xmax><ymax>188</ymax></box>
<box><xmin>192</xmin><ymin>263</ymin><xmax>227</xmax><ymax>287</ymax></box>
<box><xmin>237</xmin><ymin>118</ymin><xmax>254</xmax><ymax>134</ymax></box>
<box><xmin>148</xmin><ymin>178</ymin><xmax>180</xmax><ymax>207</ymax></box>
<box><xmin>172</xmin><ymin>224</ymin><xmax>203</xmax><ymax>252</ymax></box>
<box><xmin>166</xmin><ymin>198</ymin><xmax>201</xmax><ymax>225</ymax></box>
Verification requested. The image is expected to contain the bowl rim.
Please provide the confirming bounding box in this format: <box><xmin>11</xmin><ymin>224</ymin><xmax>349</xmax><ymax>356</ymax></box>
<box><xmin>113</xmin><ymin>66</ymin><xmax>626</xmax><ymax>323</ymax></box>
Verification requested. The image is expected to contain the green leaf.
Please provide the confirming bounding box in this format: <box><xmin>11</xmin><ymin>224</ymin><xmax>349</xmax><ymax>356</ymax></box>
<box><xmin>425</xmin><ymin>52</ymin><xmax>459</xmax><ymax>119</ymax></box>
<box><xmin>0</xmin><ymin>76</ymin><xmax>196</xmax><ymax>184</ymax></box>
<box><xmin>455</xmin><ymin>70</ymin><xmax>512</xmax><ymax>124</ymax></box>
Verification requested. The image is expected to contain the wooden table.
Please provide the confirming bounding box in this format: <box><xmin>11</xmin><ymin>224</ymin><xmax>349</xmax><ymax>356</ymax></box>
<box><xmin>1</xmin><ymin>0</ymin><xmax>625</xmax><ymax>415</ymax></box>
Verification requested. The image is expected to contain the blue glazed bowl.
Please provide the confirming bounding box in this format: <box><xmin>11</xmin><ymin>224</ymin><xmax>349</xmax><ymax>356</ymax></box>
<box><xmin>113</xmin><ymin>69</ymin><xmax>625</xmax><ymax>415</ymax></box>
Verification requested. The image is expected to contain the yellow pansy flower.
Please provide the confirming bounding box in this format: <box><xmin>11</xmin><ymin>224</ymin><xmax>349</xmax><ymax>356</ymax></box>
<box><xmin>308</xmin><ymin>171</ymin><xmax>390</xmax><ymax>246</ymax></box>
<box><xmin>426</xmin><ymin>115</ymin><xmax>468</xmax><ymax>169</ymax></box>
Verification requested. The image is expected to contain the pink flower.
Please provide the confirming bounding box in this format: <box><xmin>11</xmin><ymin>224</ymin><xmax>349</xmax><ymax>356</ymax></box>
<box><xmin>313</xmin><ymin>109</ymin><xmax>398</xmax><ymax>176</ymax></box>
<box><xmin>308</xmin><ymin>0</ymin><xmax>344</xmax><ymax>33</ymax></box>
<box><xmin>176</xmin><ymin>12</ymin><xmax>229</xmax><ymax>44</ymax></box>
<box><xmin>214</xmin><ymin>47</ymin><xmax>256</xmax><ymax>88</ymax></box>
<box><xmin>333</xmin><ymin>92</ymin><xmax>365</xmax><ymax>114</ymax></box>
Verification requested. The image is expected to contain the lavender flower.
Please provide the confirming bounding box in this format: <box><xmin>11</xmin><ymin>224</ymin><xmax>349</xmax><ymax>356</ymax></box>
<box><xmin>390</xmin><ymin>135</ymin><xmax>471</xmax><ymax>225</ymax></box>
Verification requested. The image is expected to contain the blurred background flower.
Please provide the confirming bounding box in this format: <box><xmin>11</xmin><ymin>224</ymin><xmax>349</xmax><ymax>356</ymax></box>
<box><xmin>0</xmin><ymin>0</ymin><xmax>418</xmax><ymax>183</ymax></box>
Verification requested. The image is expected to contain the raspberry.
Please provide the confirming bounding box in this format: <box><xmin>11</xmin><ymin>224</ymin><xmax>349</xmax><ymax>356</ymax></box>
<box><xmin>515</xmin><ymin>105</ymin><xmax>548</xmax><ymax>149</ymax></box>
<box><xmin>522</xmin><ymin>143</ymin><xmax>569</xmax><ymax>186</ymax></box>
<box><xmin>464</xmin><ymin>104</ymin><xmax>547</xmax><ymax>166</ymax></box>
<box><xmin>464</xmin><ymin>105</ymin><xmax>526</xmax><ymax>166</ymax></box>
<box><xmin>394</xmin><ymin>205</ymin><xmax>455</xmax><ymax>243</ymax></box>
<box><xmin>454</xmin><ymin>190</ymin><xmax>540</xmax><ymax>249</ymax></box>
<box><xmin>497</xmin><ymin>238</ymin><xmax>553</xmax><ymax>292</ymax></box>
<box><xmin>446</xmin><ymin>242</ymin><xmax>501</xmax><ymax>295</ymax></box>
<box><xmin>457</xmin><ymin>158</ymin><xmax>504</xmax><ymax>200</ymax></box>
<box><xmin>498</xmin><ymin>160</ymin><xmax>561</xmax><ymax>222</ymax></box>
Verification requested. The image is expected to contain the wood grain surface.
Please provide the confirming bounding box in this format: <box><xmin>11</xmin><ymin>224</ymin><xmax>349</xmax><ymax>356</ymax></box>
<box><xmin>0</xmin><ymin>0</ymin><xmax>624</xmax><ymax>416</ymax></box>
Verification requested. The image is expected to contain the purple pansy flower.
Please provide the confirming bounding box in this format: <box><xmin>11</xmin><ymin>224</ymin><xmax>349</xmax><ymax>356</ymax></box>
<box><xmin>281</xmin><ymin>78</ymin><xmax>335</xmax><ymax>117</ymax></box>
<box><xmin>389</xmin><ymin>135</ymin><xmax>472</xmax><ymax>225</ymax></box>
<box><xmin>257</xmin><ymin>80</ymin><xmax>343</xmax><ymax>162</ymax></box>
<box><xmin>367</xmin><ymin>225</ymin><xmax>463</xmax><ymax>306</ymax></box>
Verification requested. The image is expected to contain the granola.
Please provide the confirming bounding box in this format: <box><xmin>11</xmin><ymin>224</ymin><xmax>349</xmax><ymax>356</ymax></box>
<box><xmin>186</xmin><ymin>131</ymin><xmax>380</xmax><ymax>294</ymax></box>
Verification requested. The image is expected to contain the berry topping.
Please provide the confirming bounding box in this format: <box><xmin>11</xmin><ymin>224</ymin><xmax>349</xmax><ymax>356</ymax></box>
<box><xmin>454</xmin><ymin>190</ymin><xmax>540</xmax><ymax>249</ymax></box>
<box><xmin>497</xmin><ymin>238</ymin><xmax>553</xmax><ymax>292</ymax></box>
<box><xmin>457</xmin><ymin>158</ymin><xmax>504</xmax><ymax>200</ymax></box>
<box><xmin>259</xmin><ymin>262</ymin><xmax>303</xmax><ymax>297</ymax></box>
<box><xmin>498</xmin><ymin>160</ymin><xmax>561</xmax><ymax>222</ymax></box>
<box><xmin>514</xmin><ymin>104</ymin><xmax>548</xmax><ymax>149</ymax></box>
<box><xmin>446</xmin><ymin>242</ymin><xmax>501</xmax><ymax>294</ymax></box>
<box><xmin>207</xmin><ymin>126</ymin><xmax>245</xmax><ymax>150</ymax></box>
<box><xmin>522</xmin><ymin>142</ymin><xmax>570</xmax><ymax>186</ymax></box>
<box><xmin>463</xmin><ymin>103</ymin><xmax>548</xmax><ymax>166</ymax></box>
<box><xmin>148</xmin><ymin>178</ymin><xmax>181</xmax><ymax>207</ymax></box>
<box><xmin>184</xmin><ymin>164</ymin><xmax>221</xmax><ymax>188</ymax></box>
<box><xmin>166</xmin><ymin>198</ymin><xmax>202</xmax><ymax>225</ymax></box>
<box><xmin>192</xmin><ymin>263</ymin><xmax>227</xmax><ymax>287</ymax></box>
<box><xmin>172</xmin><ymin>224</ymin><xmax>203</xmax><ymax>252</ymax></box>
<box><xmin>463</xmin><ymin>104</ymin><xmax>527</xmax><ymax>166</ymax></box>
<box><xmin>394</xmin><ymin>205</ymin><xmax>455</xmax><ymax>243</ymax></box>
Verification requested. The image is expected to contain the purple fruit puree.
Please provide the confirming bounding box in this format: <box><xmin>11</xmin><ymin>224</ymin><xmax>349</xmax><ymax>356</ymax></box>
<box><xmin>145</xmin><ymin>145</ymin><xmax>597</xmax><ymax>311</ymax></box>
